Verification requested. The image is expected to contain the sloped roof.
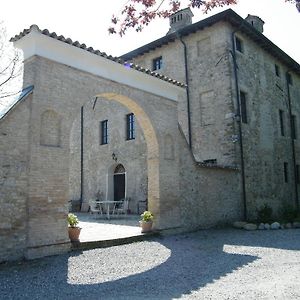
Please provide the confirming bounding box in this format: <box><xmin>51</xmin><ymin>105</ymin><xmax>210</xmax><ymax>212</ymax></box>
<box><xmin>121</xmin><ymin>9</ymin><xmax>300</xmax><ymax>76</ymax></box>
<box><xmin>10</xmin><ymin>26</ymin><xmax>185</xmax><ymax>88</ymax></box>
<box><xmin>0</xmin><ymin>85</ymin><xmax>34</xmax><ymax>120</ymax></box>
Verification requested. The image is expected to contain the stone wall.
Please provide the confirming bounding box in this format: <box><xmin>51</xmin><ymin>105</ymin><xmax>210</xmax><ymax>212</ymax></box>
<box><xmin>178</xmin><ymin>133</ymin><xmax>242</xmax><ymax>230</ymax></box>
<box><xmin>232</xmin><ymin>28</ymin><xmax>300</xmax><ymax>219</ymax></box>
<box><xmin>0</xmin><ymin>54</ymin><xmax>183</xmax><ymax>261</ymax></box>
<box><xmin>2</xmin><ymin>17</ymin><xmax>299</xmax><ymax>262</ymax></box>
<box><xmin>128</xmin><ymin>19</ymin><xmax>300</xmax><ymax>220</ymax></box>
<box><xmin>132</xmin><ymin>22</ymin><xmax>237</xmax><ymax>167</ymax></box>
<box><xmin>0</xmin><ymin>95</ymin><xmax>31</xmax><ymax>261</ymax></box>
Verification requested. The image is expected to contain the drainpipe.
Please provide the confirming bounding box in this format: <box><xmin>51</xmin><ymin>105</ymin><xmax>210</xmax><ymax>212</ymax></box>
<box><xmin>80</xmin><ymin>105</ymin><xmax>84</xmax><ymax>210</ymax></box>
<box><xmin>231</xmin><ymin>31</ymin><xmax>247</xmax><ymax>221</ymax></box>
<box><xmin>178</xmin><ymin>34</ymin><xmax>192</xmax><ymax>149</ymax></box>
<box><xmin>286</xmin><ymin>72</ymin><xmax>299</xmax><ymax>212</ymax></box>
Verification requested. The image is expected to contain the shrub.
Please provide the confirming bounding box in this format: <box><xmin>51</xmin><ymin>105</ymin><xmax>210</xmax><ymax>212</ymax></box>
<box><xmin>280</xmin><ymin>204</ymin><xmax>298</xmax><ymax>223</ymax></box>
<box><xmin>68</xmin><ymin>213</ymin><xmax>79</xmax><ymax>227</ymax></box>
<box><xmin>256</xmin><ymin>203</ymin><xmax>273</xmax><ymax>223</ymax></box>
<box><xmin>140</xmin><ymin>211</ymin><xmax>154</xmax><ymax>222</ymax></box>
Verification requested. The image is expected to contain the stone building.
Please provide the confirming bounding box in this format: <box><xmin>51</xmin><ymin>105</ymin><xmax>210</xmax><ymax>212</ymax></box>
<box><xmin>122</xmin><ymin>8</ymin><xmax>300</xmax><ymax>220</ymax></box>
<box><xmin>0</xmin><ymin>8</ymin><xmax>299</xmax><ymax>262</ymax></box>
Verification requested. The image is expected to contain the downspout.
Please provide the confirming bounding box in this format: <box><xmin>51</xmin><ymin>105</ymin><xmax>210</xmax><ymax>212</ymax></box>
<box><xmin>286</xmin><ymin>72</ymin><xmax>299</xmax><ymax>211</ymax></box>
<box><xmin>230</xmin><ymin>31</ymin><xmax>247</xmax><ymax>221</ymax></box>
<box><xmin>80</xmin><ymin>105</ymin><xmax>84</xmax><ymax>210</ymax></box>
<box><xmin>178</xmin><ymin>34</ymin><xmax>192</xmax><ymax>149</ymax></box>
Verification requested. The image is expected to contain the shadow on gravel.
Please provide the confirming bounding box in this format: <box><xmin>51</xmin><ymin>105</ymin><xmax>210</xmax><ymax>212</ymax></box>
<box><xmin>0</xmin><ymin>229</ymin><xmax>299</xmax><ymax>299</ymax></box>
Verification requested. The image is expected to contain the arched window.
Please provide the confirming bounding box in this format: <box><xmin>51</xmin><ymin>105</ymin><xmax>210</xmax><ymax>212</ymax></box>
<box><xmin>114</xmin><ymin>164</ymin><xmax>125</xmax><ymax>174</ymax></box>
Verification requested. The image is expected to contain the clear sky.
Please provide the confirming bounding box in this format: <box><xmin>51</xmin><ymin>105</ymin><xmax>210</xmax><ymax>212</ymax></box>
<box><xmin>1</xmin><ymin>0</ymin><xmax>300</xmax><ymax>62</ymax></box>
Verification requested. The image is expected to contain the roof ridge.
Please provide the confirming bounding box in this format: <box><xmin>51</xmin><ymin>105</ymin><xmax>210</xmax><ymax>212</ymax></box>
<box><xmin>120</xmin><ymin>8</ymin><xmax>300</xmax><ymax>75</ymax></box>
<box><xmin>10</xmin><ymin>26</ymin><xmax>186</xmax><ymax>88</ymax></box>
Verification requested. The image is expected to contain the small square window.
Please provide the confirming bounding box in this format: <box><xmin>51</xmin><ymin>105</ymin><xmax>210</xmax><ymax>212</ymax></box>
<box><xmin>152</xmin><ymin>56</ymin><xmax>163</xmax><ymax>71</ymax></box>
<box><xmin>235</xmin><ymin>36</ymin><xmax>243</xmax><ymax>53</ymax></box>
<box><xmin>275</xmin><ymin>64</ymin><xmax>280</xmax><ymax>77</ymax></box>
<box><xmin>100</xmin><ymin>120</ymin><xmax>108</xmax><ymax>145</ymax></box>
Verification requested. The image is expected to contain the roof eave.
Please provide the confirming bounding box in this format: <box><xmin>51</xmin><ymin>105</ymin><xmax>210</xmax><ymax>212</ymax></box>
<box><xmin>11</xmin><ymin>25</ymin><xmax>185</xmax><ymax>89</ymax></box>
<box><xmin>121</xmin><ymin>9</ymin><xmax>300</xmax><ymax>76</ymax></box>
<box><xmin>0</xmin><ymin>85</ymin><xmax>34</xmax><ymax>121</ymax></box>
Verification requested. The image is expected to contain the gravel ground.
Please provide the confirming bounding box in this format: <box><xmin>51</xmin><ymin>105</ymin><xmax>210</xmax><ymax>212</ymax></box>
<box><xmin>1</xmin><ymin>228</ymin><xmax>300</xmax><ymax>300</ymax></box>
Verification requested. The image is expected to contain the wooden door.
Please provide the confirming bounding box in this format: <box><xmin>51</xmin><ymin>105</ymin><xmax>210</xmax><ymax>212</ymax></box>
<box><xmin>114</xmin><ymin>174</ymin><xmax>125</xmax><ymax>201</ymax></box>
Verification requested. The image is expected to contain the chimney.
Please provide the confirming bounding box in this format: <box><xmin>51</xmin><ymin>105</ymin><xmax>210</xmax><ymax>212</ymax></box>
<box><xmin>167</xmin><ymin>8</ymin><xmax>194</xmax><ymax>35</ymax></box>
<box><xmin>245</xmin><ymin>14</ymin><xmax>265</xmax><ymax>33</ymax></box>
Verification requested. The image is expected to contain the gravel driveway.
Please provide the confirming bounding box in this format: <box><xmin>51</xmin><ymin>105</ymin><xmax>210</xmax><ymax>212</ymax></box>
<box><xmin>1</xmin><ymin>228</ymin><xmax>300</xmax><ymax>300</ymax></box>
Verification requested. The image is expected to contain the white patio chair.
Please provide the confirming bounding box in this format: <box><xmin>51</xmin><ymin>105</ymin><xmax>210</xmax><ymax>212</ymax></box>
<box><xmin>114</xmin><ymin>198</ymin><xmax>130</xmax><ymax>216</ymax></box>
<box><xmin>89</xmin><ymin>199</ymin><xmax>103</xmax><ymax>218</ymax></box>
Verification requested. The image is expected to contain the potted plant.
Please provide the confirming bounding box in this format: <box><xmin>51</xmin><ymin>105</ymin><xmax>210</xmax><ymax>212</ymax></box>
<box><xmin>140</xmin><ymin>211</ymin><xmax>154</xmax><ymax>233</ymax></box>
<box><xmin>67</xmin><ymin>213</ymin><xmax>81</xmax><ymax>241</ymax></box>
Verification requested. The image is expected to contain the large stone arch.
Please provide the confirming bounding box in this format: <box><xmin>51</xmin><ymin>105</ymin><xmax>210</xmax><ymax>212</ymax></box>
<box><xmin>96</xmin><ymin>92</ymin><xmax>160</xmax><ymax>224</ymax></box>
<box><xmin>4</xmin><ymin>38</ymin><xmax>184</xmax><ymax>261</ymax></box>
<box><xmin>23</xmin><ymin>84</ymin><xmax>181</xmax><ymax>260</ymax></box>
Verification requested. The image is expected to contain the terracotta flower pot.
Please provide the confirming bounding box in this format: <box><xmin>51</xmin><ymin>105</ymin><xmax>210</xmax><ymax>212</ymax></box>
<box><xmin>139</xmin><ymin>221</ymin><xmax>153</xmax><ymax>233</ymax></box>
<box><xmin>68</xmin><ymin>227</ymin><xmax>81</xmax><ymax>241</ymax></box>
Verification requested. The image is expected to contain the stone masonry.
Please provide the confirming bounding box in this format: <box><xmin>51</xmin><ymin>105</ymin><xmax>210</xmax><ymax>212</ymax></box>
<box><xmin>1</xmin><ymin>8</ymin><xmax>299</xmax><ymax>262</ymax></box>
<box><xmin>0</xmin><ymin>32</ymin><xmax>185</xmax><ymax>261</ymax></box>
<box><xmin>123</xmin><ymin>9</ymin><xmax>300</xmax><ymax>221</ymax></box>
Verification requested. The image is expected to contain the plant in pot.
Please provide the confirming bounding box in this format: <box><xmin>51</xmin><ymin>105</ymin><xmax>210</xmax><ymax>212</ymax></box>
<box><xmin>140</xmin><ymin>211</ymin><xmax>154</xmax><ymax>233</ymax></box>
<box><xmin>67</xmin><ymin>213</ymin><xmax>81</xmax><ymax>241</ymax></box>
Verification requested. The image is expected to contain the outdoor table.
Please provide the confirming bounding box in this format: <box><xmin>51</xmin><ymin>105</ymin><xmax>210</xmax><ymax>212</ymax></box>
<box><xmin>96</xmin><ymin>200</ymin><xmax>123</xmax><ymax>219</ymax></box>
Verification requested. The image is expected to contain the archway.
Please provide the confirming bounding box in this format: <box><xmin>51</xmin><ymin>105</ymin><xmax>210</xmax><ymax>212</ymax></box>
<box><xmin>95</xmin><ymin>92</ymin><xmax>160</xmax><ymax>227</ymax></box>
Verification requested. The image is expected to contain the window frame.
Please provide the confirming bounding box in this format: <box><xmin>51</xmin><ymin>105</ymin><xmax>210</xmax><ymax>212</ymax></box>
<box><xmin>286</xmin><ymin>73</ymin><xmax>293</xmax><ymax>85</ymax></box>
<box><xmin>100</xmin><ymin>119</ymin><xmax>108</xmax><ymax>145</ymax></box>
<box><xmin>126</xmin><ymin>113</ymin><xmax>135</xmax><ymax>140</ymax></box>
<box><xmin>275</xmin><ymin>64</ymin><xmax>280</xmax><ymax>77</ymax></box>
<box><xmin>152</xmin><ymin>56</ymin><xmax>163</xmax><ymax>71</ymax></box>
<box><xmin>279</xmin><ymin>110</ymin><xmax>285</xmax><ymax>136</ymax></box>
<box><xmin>235</xmin><ymin>36</ymin><xmax>243</xmax><ymax>53</ymax></box>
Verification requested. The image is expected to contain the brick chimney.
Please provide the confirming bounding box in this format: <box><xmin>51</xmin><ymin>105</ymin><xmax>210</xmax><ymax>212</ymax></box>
<box><xmin>167</xmin><ymin>8</ymin><xmax>194</xmax><ymax>35</ymax></box>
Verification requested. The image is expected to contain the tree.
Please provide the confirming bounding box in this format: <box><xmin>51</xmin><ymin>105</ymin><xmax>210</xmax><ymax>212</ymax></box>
<box><xmin>109</xmin><ymin>0</ymin><xmax>299</xmax><ymax>36</ymax></box>
<box><xmin>0</xmin><ymin>22</ymin><xmax>23</xmax><ymax>106</ymax></box>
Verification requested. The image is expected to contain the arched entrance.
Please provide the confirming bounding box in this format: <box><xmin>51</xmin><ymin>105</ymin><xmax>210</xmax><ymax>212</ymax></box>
<box><xmin>113</xmin><ymin>164</ymin><xmax>126</xmax><ymax>201</ymax></box>
<box><xmin>95</xmin><ymin>92</ymin><xmax>161</xmax><ymax>226</ymax></box>
<box><xmin>8</xmin><ymin>30</ymin><xmax>183</xmax><ymax>260</ymax></box>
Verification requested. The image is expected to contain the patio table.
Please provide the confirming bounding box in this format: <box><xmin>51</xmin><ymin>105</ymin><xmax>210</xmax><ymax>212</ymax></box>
<box><xmin>96</xmin><ymin>200</ymin><xmax>123</xmax><ymax>220</ymax></box>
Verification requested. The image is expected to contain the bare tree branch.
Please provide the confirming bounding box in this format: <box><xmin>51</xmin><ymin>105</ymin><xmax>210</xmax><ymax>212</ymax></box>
<box><xmin>0</xmin><ymin>90</ymin><xmax>22</xmax><ymax>100</ymax></box>
<box><xmin>0</xmin><ymin>21</ymin><xmax>23</xmax><ymax>104</ymax></box>
<box><xmin>109</xmin><ymin>0</ymin><xmax>298</xmax><ymax>36</ymax></box>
